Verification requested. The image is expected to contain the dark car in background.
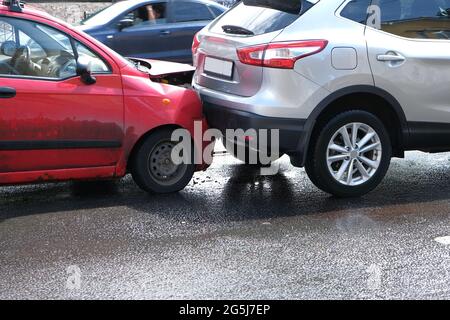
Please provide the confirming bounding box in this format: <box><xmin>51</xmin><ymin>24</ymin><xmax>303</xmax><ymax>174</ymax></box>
<box><xmin>77</xmin><ymin>0</ymin><xmax>227</xmax><ymax>63</ymax></box>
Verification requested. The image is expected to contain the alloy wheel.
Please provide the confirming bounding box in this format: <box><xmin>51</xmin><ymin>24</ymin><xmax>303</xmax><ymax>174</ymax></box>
<box><xmin>326</xmin><ymin>122</ymin><xmax>382</xmax><ymax>186</ymax></box>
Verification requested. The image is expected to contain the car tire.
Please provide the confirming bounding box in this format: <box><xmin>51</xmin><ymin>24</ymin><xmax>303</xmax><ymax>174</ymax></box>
<box><xmin>305</xmin><ymin>110</ymin><xmax>392</xmax><ymax>197</ymax></box>
<box><xmin>131</xmin><ymin>128</ymin><xmax>195</xmax><ymax>194</ymax></box>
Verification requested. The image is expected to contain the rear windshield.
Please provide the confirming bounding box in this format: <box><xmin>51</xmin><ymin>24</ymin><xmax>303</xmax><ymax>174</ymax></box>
<box><xmin>210</xmin><ymin>0</ymin><xmax>318</xmax><ymax>36</ymax></box>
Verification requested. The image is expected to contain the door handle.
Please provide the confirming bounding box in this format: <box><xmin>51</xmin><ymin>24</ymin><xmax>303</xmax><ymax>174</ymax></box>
<box><xmin>0</xmin><ymin>87</ymin><xmax>16</xmax><ymax>99</ymax></box>
<box><xmin>160</xmin><ymin>30</ymin><xmax>171</xmax><ymax>36</ymax></box>
<box><xmin>377</xmin><ymin>52</ymin><xmax>406</xmax><ymax>62</ymax></box>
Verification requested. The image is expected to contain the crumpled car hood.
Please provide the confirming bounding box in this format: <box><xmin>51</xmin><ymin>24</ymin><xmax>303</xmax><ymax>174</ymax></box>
<box><xmin>127</xmin><ymin>57</ymin><xmax>195</xmax><ymax>78</ymax></box>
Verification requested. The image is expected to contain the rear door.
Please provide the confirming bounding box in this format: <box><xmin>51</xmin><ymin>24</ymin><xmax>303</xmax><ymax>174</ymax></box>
<box><xmin>365</xmin><ymin>0</ymin><xmax>450</xmax><ymax>148</ymax></box>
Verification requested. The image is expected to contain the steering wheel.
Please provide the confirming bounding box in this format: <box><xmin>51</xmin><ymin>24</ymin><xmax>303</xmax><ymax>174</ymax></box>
<box><xmin>58</xmin><ymin>59</ymin><xmax>77</xmax><ymax>79</ymax></box>
<box><xmin>10</xmin><ymin>45</ymin><xmax>32</xmax><ymax>75</ymax></box>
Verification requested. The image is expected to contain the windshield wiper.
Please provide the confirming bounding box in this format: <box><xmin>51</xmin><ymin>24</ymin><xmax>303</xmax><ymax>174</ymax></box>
<box><xmin>222</xmin><ymin>25</ymin><xmax>254</xmax><ymax>36</ymax></box>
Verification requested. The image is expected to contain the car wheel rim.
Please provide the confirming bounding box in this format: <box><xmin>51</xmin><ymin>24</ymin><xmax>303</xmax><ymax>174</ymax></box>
<box><xmin>326</xmin><ymin>122</ymin><xmax>382</xmax><ymax>186</ymax></box>
<box><xmin>148</xmin><ymin>141</ymin><xmax>187</xmax><ymax>186</ymax></box>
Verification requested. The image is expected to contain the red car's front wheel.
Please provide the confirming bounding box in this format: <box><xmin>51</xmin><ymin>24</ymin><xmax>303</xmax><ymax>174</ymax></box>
<box><xmin>131</xmin><ymin>128</ymin><xmax>195</xmax><ymax>194</ymax></box>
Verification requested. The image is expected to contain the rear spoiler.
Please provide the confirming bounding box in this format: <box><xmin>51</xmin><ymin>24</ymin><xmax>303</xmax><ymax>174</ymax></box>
<box><xmin>243</xmin><ymin>0</ymin><xmax>302</xmax><ymax>14</ymax></box>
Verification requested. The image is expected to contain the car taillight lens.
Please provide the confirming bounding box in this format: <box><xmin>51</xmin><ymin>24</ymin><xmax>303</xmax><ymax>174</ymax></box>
<box><xmin>192</xmin><ymin>32</ymin><xmax>201</xmax><ymax>58</ymax></box>
<box><xmin>237</xmin><ymin>40</ymin><xmax>328</xmax><ymax>69</ymax></box>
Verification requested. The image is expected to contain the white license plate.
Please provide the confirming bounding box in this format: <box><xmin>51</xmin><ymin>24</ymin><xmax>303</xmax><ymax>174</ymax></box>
<box><xmin>204</xmin><ymin>57</ymin><xmax>234</xmax><ymax>79</ymax></box>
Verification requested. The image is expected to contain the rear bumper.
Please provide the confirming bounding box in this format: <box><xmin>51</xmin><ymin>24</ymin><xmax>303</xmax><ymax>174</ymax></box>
<box><xmin>203</xmin><ymin>101</ymin><xmax>306</xmax><ymax>154</ymax></box>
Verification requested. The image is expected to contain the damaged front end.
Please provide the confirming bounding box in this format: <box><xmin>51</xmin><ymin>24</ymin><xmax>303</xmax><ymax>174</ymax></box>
<box><xmin>127</xmin><ymin>57</ymin><xmax>195</xmax><ymax>88</ymax></box>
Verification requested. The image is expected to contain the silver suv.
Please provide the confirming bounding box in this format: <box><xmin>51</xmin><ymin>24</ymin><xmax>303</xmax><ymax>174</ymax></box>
<box><xmin>193</xmin><ymin>0</ymin><xmax>450</xmax><ymax>197</ymax></box>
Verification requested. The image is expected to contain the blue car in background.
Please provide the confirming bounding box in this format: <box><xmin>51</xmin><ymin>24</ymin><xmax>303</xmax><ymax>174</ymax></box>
<box><xmin>77</xmin><ymin>0</ymin><xmax>227</xmax><ymax>63</ymax></box>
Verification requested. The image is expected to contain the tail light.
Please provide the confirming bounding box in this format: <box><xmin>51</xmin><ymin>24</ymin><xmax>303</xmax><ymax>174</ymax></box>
<box><xmin>192</xmin><ymin>32</ymin><xmax>201</xmax><ymax>58</ymax></box>
<box><xmin>237</xmin><ymin>40</ymin><xmax>328</xmax><ymax>69</ymax></box>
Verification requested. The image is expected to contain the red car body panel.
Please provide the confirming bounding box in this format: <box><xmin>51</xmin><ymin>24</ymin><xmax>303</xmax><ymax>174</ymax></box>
<box><xmin>0</xmin><ymin>166</ymin><xmax>117</xmax><ymax>185</ymax></box>
<box><xmin>116</xmin><ymin>64</ymin><xmax>207</xmax><ymax>177</ymax></box>
<box><xmin>0</xmin><ymin>75</ymin><xmax>125</xmax><ymax>172</ymax></box>
<box><xmin>0</xmin><ymin>4</ymin><xmax>208</xmax><ymax>185</ymax></box>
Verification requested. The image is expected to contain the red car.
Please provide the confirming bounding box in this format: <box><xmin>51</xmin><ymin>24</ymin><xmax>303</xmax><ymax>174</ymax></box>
<box><xmin>0</xmin><ymin>1</ymin><xmax>209</xmax><ymax>193</ymax></box>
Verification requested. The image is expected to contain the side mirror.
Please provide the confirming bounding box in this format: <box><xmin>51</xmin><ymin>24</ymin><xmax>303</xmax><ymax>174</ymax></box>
<box><xmin>118</xmin><ymin>18</ymin><xmax>134</xmax><ymax>31</ymax></box>
<box><xmin>76</xmin><ymin>59</ymin><xmax>96</xmax><ymax>85</ymax></box>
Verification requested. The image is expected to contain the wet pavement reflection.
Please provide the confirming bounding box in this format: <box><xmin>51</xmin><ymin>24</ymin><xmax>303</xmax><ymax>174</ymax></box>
<box><xmin>1</xmin><ymin>151</ymin><xmax>450</xmax><ymax>299</ymax></box>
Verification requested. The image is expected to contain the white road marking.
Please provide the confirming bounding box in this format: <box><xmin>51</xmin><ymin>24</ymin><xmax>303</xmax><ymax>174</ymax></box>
<box><xmin>434</xmin><ymin>236</ymin><xmax>450</xmax><ymax>245</ymax></box>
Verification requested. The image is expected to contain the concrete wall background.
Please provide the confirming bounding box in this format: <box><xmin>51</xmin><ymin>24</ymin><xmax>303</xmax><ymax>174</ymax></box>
<box><xmin>30</xmin><ymin>1</ymin><xmax>237</xmax><ymax>25</ymax></box>
<box><xmin>31</xmin><ymin>2</ymin><xmax>111</xmax><ymax>25</ymax></box>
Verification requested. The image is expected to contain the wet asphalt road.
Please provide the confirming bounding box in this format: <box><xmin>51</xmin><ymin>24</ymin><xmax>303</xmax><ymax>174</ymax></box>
<box><xmin>1</xmin><ymin>150</ymin><xmax>450</xmax><ymax>300</ymax></box>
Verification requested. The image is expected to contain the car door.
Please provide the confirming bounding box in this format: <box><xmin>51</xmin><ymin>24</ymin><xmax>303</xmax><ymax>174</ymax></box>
<box><xmin>0</xmin><ymin>16</ymin><xmax>124</xmax><ymax>174</ymax></box>
<box><xmin>164</xmin><ymin>0</ymin><xmax>218</xmax><ymax>63</ymax></box>
<box><xmin>110</xmin><ymin>1</ymin><xmax>172</xmax><ymax>59</ymax></box>
<box><xmin>365</xmin><ymin>0</ymin><xmax>450</xmax><ymax>148</ymax></box>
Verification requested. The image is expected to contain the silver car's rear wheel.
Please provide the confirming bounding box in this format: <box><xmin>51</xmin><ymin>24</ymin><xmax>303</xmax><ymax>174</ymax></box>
<box><xmin>305</xmin><ymin>110</ymin><xmax>392</xmax><ymax>198</ymax></box>
<box><xmin>326</xmin><ymin>123</ymin><xmax>382</xmax><ymax>186</ymax></box>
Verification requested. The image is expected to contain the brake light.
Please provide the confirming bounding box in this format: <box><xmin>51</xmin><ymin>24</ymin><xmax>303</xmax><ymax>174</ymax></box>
<box><xmin>192</xmin><ymin>32</ymin><xmax>201</xmax><ymax>58</ymax></box>
<box><xmin>237</xmin><ymin>40</ymin><xmax>328</xmax><ymax>69</ymax></box>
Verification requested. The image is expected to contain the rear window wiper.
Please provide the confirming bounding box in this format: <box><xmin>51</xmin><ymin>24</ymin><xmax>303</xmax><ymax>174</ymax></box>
<box><xmin>222</xmin><ymin>25</ymin><xmax>255</xmax><ymax>36</ymax></box>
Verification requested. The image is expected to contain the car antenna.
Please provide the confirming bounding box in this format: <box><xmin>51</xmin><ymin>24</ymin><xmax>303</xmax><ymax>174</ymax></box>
<box><xmin>3</xmin><ymin>0</ymin><xmax>24</xmax><ymax>13</ymax></box>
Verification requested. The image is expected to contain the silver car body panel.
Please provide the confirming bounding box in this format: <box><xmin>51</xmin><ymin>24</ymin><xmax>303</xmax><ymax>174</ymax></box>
<box><xmin>279</xmin><ymin>0</ymin><xmax>374</xmax><ymax>92</ymax></box>
<box><xmin>365</xmin><ymin>26</ymin><xmax>450</xmax><ymax>123</ymax></box>
<box><xmin>197</xmin><ymin>69</ymin><xmax>330</xmax><ymax>119</ymax></box>
<box><xmin>194</xmin><ymin>0</ymin><xmax>376</xmax><ymax>120</ymax></box>
<box><xmin>195</xmin><ymin>31</ymin><xmax>282</xmax><ymax>97</ymax></box>
<box><xmin>194</xmin><ymin>0</ymin><xmax>450</xmax><ymax>147</ymax></box>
